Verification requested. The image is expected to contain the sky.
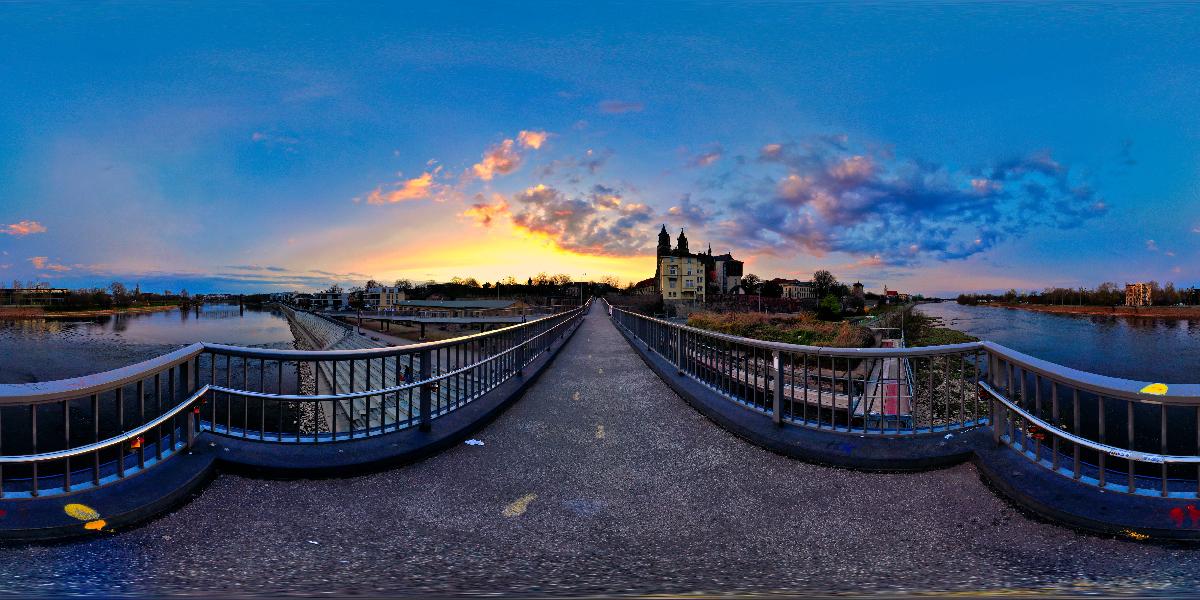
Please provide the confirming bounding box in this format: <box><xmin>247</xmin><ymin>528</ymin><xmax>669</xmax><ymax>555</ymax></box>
<box><xmin>1</xmin><ymin>1</ymin><xmax>1198</xmax><ymax>297</ymax></box>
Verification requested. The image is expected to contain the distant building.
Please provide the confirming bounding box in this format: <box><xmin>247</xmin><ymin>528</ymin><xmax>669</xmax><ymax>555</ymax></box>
<box><xmin>709</xmin><ymin>252</ymin><xmax>744</xmax><ymax>295</ymax></box>
<box><xmin>654</xmin><ymin>225</ymin><xmax>705</xmax><ymax>302</ymax></box>
<box><xmin>311</xmin><ymin>291</ymin><xmax>350</xmax><ymax>310</ymax></box>
<box><xmin>362</xmin><ymin>286</ymin><xmax>407</xmax><ymax>309</ymax></box>
<box><xmin>1125</xmin><ymin>282</ymin><xmax>1152</xmax><ymax>307</ymax></box>
<box><xmin>775</xmin><ymin>279</ymin><xmax>816</xmax><ymax>300</ymax></box>
<box><xmin>0</xmin><ymin>287</ymin><xmax>69</xmax><ymax>306</ymax></box>
<box><xmin>852</xmin><ymin>282</ymin><xmax>864</xmax><ymax>298</ymax></box>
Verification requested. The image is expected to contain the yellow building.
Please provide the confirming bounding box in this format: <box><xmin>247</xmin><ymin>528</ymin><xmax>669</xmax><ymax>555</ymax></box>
<box><xmin>658</xmin><ymin>254</ymin><xmax>705</xmax><ymax>301</ymax></box>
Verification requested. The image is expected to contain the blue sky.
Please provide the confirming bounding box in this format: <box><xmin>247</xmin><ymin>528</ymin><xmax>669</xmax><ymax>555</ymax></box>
<box><xmin>1</xmin><ymin>1</ymin><xmax>1198</xmax><ymax>296</ymax></box>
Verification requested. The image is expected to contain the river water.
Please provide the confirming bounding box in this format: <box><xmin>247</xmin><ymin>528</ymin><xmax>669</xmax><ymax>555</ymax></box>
<box><xmin>0</xmin><ymin>305</ymin><xmax>297</xmax><ymax>384</ymax></box>
<box><xmin>916</xmin><ymin>302</ymin><xmax>1200</xmax><ymax>383</ymax></box>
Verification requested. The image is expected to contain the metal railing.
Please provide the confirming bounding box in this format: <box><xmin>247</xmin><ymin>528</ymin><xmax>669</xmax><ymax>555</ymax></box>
<box><xmin>608</xmin><ymin>301</ymin><xmax>1200</xmax><ymax>498</ymax></box>
<box><xmin>609</xmin><ymin>303</ymin><xmax>985</xmax><ymax>434</ymax></box>
<box><xmin>981</xmin><ymin>343</ymin><xmax>1200</xmax><ymax>498</ymax></box>
<box><xmin>0</xmin><ymin>301</ymin><xmax>589</xmax><ymax>499</ymax></box>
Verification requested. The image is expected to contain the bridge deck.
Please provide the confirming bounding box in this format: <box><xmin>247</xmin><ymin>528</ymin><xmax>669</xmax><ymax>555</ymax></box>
<box><xmin>1</xmin><ymin>303</ymin><xmax>1197</xmax><ymax>595</ymax></box>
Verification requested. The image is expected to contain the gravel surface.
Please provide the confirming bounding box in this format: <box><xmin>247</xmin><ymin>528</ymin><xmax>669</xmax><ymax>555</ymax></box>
<box><xmin>1</xmin><ymin>303</ymin><xmax>1198</xmax><ymax>597</ymax></box>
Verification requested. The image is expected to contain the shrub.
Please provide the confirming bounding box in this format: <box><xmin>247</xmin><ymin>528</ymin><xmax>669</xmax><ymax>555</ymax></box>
<box><xmin>686</xmin><ymin>310</ymin><xmax>872</xmax><ymax>347</ymax></box>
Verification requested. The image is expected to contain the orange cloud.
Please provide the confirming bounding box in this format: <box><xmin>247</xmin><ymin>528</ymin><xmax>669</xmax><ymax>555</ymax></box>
<box><xmin>28</xmin><ymin>256</ymin><xmax>71</xmax><ymax>272</ymax></box>
<box><xmin>2</xmin><ymin>220</ymin><xmax>47</xmax><ymax>236</ymax></box>
<box><xmin>829</xmin><ymin>155</ymin><xmax>873</xmax><ymax>181</ymax></box>
<box><xmin>517</xmin><ymin>130</ymin><xmax>548</xmax><ymax>149</ymax></box>
<box><xmin>461</xmin><ymin>196</ymin><xmax>510</xmax><ymax>227</ymax></box>
<box><xmin>471</xmin><ymin>139</ymin><xmax>522</xmax><ymax>180</ymax></box>
<box><xmin>367</xmin><ymin>172</ymin><xmax>436</xmax><ymax>204</ymax></box>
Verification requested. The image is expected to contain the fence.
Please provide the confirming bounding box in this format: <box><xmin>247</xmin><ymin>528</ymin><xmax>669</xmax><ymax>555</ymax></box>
<box><xmin>608</xmin><ymin>301</ymin><xmax>1200</xmax><ymax>498</ymax></box>
<box><xmin>0</xmin><ymin>302</ymin><xmax>589</xmax><ymax>499</ymax></box>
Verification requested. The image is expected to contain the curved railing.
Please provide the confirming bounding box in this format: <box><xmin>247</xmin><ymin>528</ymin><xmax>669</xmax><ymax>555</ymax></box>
<box><xmin>0</xmin><ymin>301</ymin><xmax>589</xmax><ymax>499</ymax></box>
<box><xmin>608</xmin><ymin>302</ymin><xmax>1200</xmax><ymax>499</ymax></box>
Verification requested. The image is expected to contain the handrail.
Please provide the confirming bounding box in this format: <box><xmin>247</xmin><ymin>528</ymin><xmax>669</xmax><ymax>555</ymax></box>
<box><xmin>0</xmin><ymin>385</ymin><xmax>207</xmax><ymax>464</ymax></box>
<box><xmin>205</xmin><ymin>310</ymin><xmax>578</xmax><ymax>402</ymax></box>
<box><xmin>609</xmin><ymin>304</ymin><xmax>1200</xmax><ymax>404</ymax></box>
<box><xmin>982</xmin><ymin>341</ymin><xmax>1200</xmax><ymax>404</ymax></box>
<box><xmin>980</xmin><ymin>380</ymin><xmax>1200</xmax><ymax>465</ymax></box>
<box><xmin>0</xmin><ymin>343</ymin><xmax>206</xmax><ymax>405</ymax></box>
<box><xmin>0</xmin><ymin>306</ymin><xmax>585</xmax><ymax>405</ymax></box>
<box><xmin>203</xmin><ymin>307</ymin><xmax>579</xmax><ymax>360</ymax></box>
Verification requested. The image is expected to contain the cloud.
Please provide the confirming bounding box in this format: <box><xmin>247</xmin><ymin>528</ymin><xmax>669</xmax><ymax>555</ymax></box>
<box><xmin>464</xmin><ymin>184</ymin><xmax>654</xmax><ymax>256</ymax></box>
<box><xmin>598</xmin><ymin>100</ymin><xmax>644</xmax><ymax>114</ymax></box>
<box><xmin>461</xmin><ymin>195</ymin><xmax>509</xmax><ymax>227</ymax></box>
<box><xmin>250</xmin><ymin>131</ymin><xmax>299</xmax><ymax>150</ymax></box>
<box><xmin>666</xmin><ymin>194</ymin><xmax>715</xmax><ymax>226</ymax></box>
<box><xmin>716</xmin><ymin>137</ymin><xmax>1108</xmax><ymax>266</ymax></box>
<box><xmin>367</xmin><ymin>171</ymin><xmax>437</xmax><ymax>204</ymax></box>
<box><xmin>1192</xmin><ymin>225</ymin><xmax>1200</xmax><ymax>234</ymax></box>
<box><xmin>1146</xmin><ymin>239</ymin><xmax>1159</xmax><ymax>252</ymax></box>
<box><xmin>1</xmin><ymin>220</ymin><xmax>47</xmax><ymax>236</ymax></box>
<box><xmin>28</xmin><ymin>256</ymin><xmax>71</xmax><ymax>272</ymax></box>
<box><xmin>689</xmin><ymin>145</ymin><xmax>724</xmax><ymax>168</ymax></box>
<box><xmin>471</xmin><ymin>139</ymin><xmax>522</xmax><ymax>180</ymax></box>
<box><xmin>517</xmin><ymin>130</ymin><xmax>549</xmax><ymax>149</ymax></box>
<box><xmin>538</xmin><ymin>148</ymin><xmax>612</xmax><ymax>181</ymax></box>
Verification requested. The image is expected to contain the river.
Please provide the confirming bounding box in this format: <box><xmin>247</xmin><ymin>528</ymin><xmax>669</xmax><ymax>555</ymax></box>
<box><xmin>0</xmin><ymin>304</ymin><xmax>297</xmax><ymax>384</ymax></box>
<box><xmin>916</xmin><ymin>302</ymin><xmax>1200</xmax><ymax>383</ymax></box>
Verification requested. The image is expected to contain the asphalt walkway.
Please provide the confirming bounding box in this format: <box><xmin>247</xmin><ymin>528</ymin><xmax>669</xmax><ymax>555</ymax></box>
<box><xmin>2</xmin><ymin>303</ymin><xmax>1199</xmax><ymax>596</ymax></box>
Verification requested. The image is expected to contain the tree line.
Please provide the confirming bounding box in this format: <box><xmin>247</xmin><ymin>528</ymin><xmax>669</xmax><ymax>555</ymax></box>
<box><xmin>957</xmin><ymin>282</ymin><xmax>1200</xmax><ymax>307</ymax></box>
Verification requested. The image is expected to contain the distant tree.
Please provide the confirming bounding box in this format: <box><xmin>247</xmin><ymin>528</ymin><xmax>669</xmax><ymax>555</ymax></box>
<box><xmin>364</xmin><ymin>279</ymin><xmax>381</xmax><ymax>290</ymax></box>
<box><xmin>812</xmin><ymin>270</ymin><xmax>838</xmax><ymax>299</ymax></box>
<box><xmin>551</xmin><ymin>273</ymin><xmax>573</xmax><ymax>286</ymax></box>
<box><xmin>527</xmin><ymin>277</ymin><xmax>533</xmax><ymax>286</ymax></box>
<box><xmin>760</xmin><ymin>280</ymin><xmax>783</xmax><ymax>298</ymax></box>
<box><xmin>325</xmin><ymin>284</ymin><xmax>343</xmax><ymax>294</ymax></box>
<box><xmin>501</xmin><ymin>276</ymin><xmax>518</xmax><ymax>286</ymax></box>
<box><xmin>741</xmin><ymin>273</ymin><xmax>762</xmax><ymax>293</ymax></box>
<box><xmin>817</xmin><ymin>294</ymin><xmax>842</xmax><ymax>321</ymax></box>
<box><xmin>393</xmin><ymin>279</ymin><xmax>413</xmax><ymax>290</ymax></box>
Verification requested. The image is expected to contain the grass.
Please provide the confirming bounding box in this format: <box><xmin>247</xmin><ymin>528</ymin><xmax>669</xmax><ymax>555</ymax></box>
<box><xmin>686</xmin><ymin>310</ymin><xmax>874</xmax><ymax>347</ymax></box>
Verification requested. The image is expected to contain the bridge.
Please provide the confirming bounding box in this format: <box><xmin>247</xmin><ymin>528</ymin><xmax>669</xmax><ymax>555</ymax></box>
<box><xmin>322</xmin><ymin>309</ymin><xmax>555</xmax><ymax>340</ymax></box>
<box><xmin>1</xmin><ymin>301</ymin><xmax>1200</xmax><ymax>594</ymax></box>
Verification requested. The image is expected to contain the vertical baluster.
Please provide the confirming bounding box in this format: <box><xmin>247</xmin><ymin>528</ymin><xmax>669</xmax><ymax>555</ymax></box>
<box><xmin>242</xmin><ymin>357</ymin><xmax>248</xmax><ymax>437</ymax></box>
<box><xmin>30</xmin><ymin>405</ymin><xmax>37</xmax><ymax>496</ymax></box>
<box><xmin>1127</xmin><ymin>399</ymin><xmax>1136</xmax><ymax>493</ymax></box>
<box><xmin>116</xmin><ymin>387</ymin><xmax>124</xmax><ymax>478</ymax></box>
<box><xmin>1161</xmin><ymin>403</ymin><xmax>1169</xmax><ymax>497</ymax></box>
<box><xmin>1099</xmin><ymin>396</ymin><xmax>1107</xmax><ymax>488</ymax></box>
<box><xmin>63</xmin><ymin>400</ymin><xmax>71</xmax><ymax>492</ymax></box>
<box><xmin>1051</xmin><ymin>383</ymin><xmax>1060</xmax><ymax>472</ymax></box>
<box><xmin>155</xmin><ymin>373</ymin><xmax>163</xmax><ymax>461</ymax></box>
<box><xmin>1072</xmin><ymin>389</ymin><xmax>1081</xmax><ymax>479</ymax></box>
<box><xmin>137</xmin><ymin>380</ymin><xmax>145</xmax><ymax>469</ymax></box>
<box><xmin>260</xmin><ymin>358</ymin><xmax>266</xmax><ymax>440</ymax></box>
<box><xmin>1033</xmin><ymin>374</ymin><xmax>1042</xmax><ymax>461</ymax></box>
<box><xmin>92</xmin><ymin>394</ymin><xmax>100</xmax><ymax>486</ymax></box>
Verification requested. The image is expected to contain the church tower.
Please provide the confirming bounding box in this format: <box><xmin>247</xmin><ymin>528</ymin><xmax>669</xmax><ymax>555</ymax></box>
<box><xmin>657</xmin><ymin>224</ymin><xmax>671</xmax><ymax>257</ymax></box>
<box><xmin>676</xmin><ymin>228</ymin><xmax>689</xmax><ymax>255</ymax></box>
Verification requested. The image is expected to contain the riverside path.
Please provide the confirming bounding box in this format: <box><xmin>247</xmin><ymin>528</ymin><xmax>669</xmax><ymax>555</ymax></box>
<box><xmin>2</xmin><ymin>302</ymin><xmax>1200</xmax><ymax>596</ymax></box>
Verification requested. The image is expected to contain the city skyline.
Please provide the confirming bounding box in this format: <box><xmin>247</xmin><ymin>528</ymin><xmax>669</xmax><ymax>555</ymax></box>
<box><xmin>3</xmin><ymin>3</ymin><xmax>1199</xmax><ymax>296</ymax></box>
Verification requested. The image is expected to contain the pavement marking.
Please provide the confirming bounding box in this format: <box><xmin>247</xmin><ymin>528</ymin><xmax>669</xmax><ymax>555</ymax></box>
<box><xmin>595</xmin><ymin>425</ymin><xmax>605</xmax><ymax>439</ymax></box>
<box><xmin>572</xmin><ymin>391</ymin><xmax>580</xmax><ymax>401</ymax></box>
<box><xmin>83</xmin><ymin>520</ymin><xmax>107</xmax><ymax>531</ymax></box>
<box><xmin>503</xmin><ymin>493</ymin><xmax>537</xmax><ymax>517</ymax></box>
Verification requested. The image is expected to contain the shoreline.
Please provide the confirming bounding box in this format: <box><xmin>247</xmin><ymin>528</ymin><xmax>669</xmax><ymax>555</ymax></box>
<box><xmin>978</xmin><ymin>303</ymin><xmax>1200</xmax><ymax>319</ymax></box>
<box><xmin>0</xmin><ymin>304</ymin><xmax>182</xmax><ymax>321</ymax></box>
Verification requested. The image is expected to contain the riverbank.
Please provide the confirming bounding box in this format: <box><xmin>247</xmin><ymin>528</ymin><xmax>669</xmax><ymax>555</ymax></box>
<box><xmin>981</xmin><ymin>303</ymin><xmax>1200</xmax><ymax>319</ymax></box>
<box><xmin>0</xmin><ymin>304</ymin><xmax>181</xmax><ymax>321</ymax></box>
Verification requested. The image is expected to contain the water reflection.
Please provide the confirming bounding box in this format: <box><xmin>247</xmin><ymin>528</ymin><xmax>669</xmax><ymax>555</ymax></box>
<box><xmin>917</xmin><ymin>303</ymin><xmax>1200</xmax><ymax>383</ymax></box>
<box><xmin>0</xmin><ymin>304</ymin><xmax>296</xmax><ymax>384</ymax></box>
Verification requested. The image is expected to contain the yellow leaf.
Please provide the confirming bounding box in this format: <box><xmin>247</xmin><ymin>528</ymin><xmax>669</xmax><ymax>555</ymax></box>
<box><xmin>64</xmin><ymin>503</ymin><xmax>100</xmax><ymax>522</ymax></box>
<box><xmin>1140</xmin><ymin>383</ymin><xmax>1169</xmax><ymax>396</ymax></box>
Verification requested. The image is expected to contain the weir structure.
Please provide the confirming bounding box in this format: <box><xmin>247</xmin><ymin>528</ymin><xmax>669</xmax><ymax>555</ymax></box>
<box><xmin>0</xmin><ymin>297</ymin><xmax>1199</xmax><ymax>542</ymax></box>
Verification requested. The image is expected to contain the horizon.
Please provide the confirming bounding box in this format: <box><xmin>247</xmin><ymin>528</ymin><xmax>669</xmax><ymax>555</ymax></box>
<box><xmin>3</xmin><ymin>3</ymin><xmax>1199</xmax><ymax>297</ymax></box>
